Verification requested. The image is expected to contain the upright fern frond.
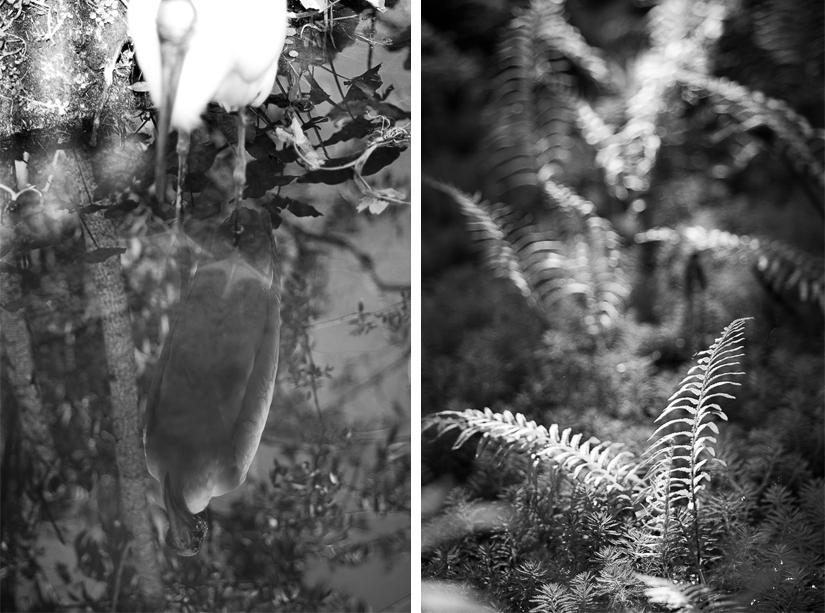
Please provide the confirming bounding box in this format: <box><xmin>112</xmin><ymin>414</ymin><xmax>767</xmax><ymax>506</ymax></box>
<box><xmin>423</xmin><ymin>409</ymin><xmax>641</xmax><ymax>506</ymax></box>
<box><xmin>484</xmin><ymin>10</ymin><xmax>548</xmax><ymax>210</ymax></box>
<box><xmin>641</xmin><ymin>318</ymin><xmax>751</xmax><ymax>580</ymax></box>
<box><xmin>483</xmin><ymin>0</ymin><xmax>615</xmax><ymax>207</ymax></box>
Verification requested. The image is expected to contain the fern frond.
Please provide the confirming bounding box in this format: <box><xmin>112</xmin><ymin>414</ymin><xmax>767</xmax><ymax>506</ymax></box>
<box><xmin>645</xmin><ymin>318</ymin><xmax>749</xmax><ymax>501</ymax></box>
<box><xmin>424</xmin><ymin>179</ymin><xmax>537</xmax><ymax>305</ymax></box>
<box><xmin>483</xmin><ymin>10</ymin><xmax>547</xmax><ymax>209</ymax></box>
<box><xmin>641</xmin><ymin>318</ymin><xmax>750</xmax><ymax>580</ymax></box>
<box><xmin>582</xmin><ymin>0</ymin><xmax>729</xmax><ymax>200</ymax></box>
<box><xmin>639</xmin><ymin>574</ymin><xmax>748</xmax><ymax>612</ymax></box>
<box><xmin>635</xmin><ymin>226</ymin><xmax>825</xmax><ymax>313</ymax></box>
<box><xmin>483</xmin><ymin>0</ymin><xmax>615</xmax><ymax>207</ymax></box>
<box><xmin>677</xmin><ymin>72</ymin><xmax>825</xmax><ymax>197</ymax></box>
<box><xmin>423</xmin><ymin>409</ymin><xmax>641</xmax><ymax>505</ymax></box>
<box><xmin>530</xmin><ymin>0</ymin><xmax>614</xmax><ymax>94</ymax></box>
<box><xmin>429</xmin><ymin>179</ymin><xmax>629</xmax><ymax>334</ymax></box>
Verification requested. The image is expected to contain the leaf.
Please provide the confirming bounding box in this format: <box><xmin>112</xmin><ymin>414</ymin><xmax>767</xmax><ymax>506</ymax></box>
<box><xmin>361</xmin><ymin>145</ymin><xmax>404</xmax><ymax>175</ymax></box>
<box><xmin>344</xmin><ymin>64</ymin><xmax>383</xmax><ymax>102</ymax></box>
<box><xmin>357</xmin><ymin>196</ymin><xmax>390</xmax><ymax>215</ymax></box>
<box><xmin>298</xmin><ymin>167</ymin><xmax>353</xmax><ymax>185</ymax></box>
<box><xmin>370</xmin><ymin>101</ymin><xmax>411</xmax><ymax>121</ymax></box>
<box><xmin>324</xmin><ymin>116</ymin><xmax>380</xmax><ymax>147</ymax></box>
<box><xmin>83</xmin><ymin>247</ymin><xmax>126</xmax><ymax>263</ymax></box>
<box><xmin>304</xmin><ymin>73</ymin><xmax>334</xmax><ymax>106</ymax></box>
<box><xmin>246</xmin><ymin>132</ymin><xmax>279</xmax><ymax>159</ymax></box>
<box><xmin>244</xmin><ymin>155</ymin><xmax>287</xmax><ymax>199</ymax></box>
<box><xmin>287</xmin><ymin>199</ymin><xmax>322</xmax><ymax>218</ymax></box>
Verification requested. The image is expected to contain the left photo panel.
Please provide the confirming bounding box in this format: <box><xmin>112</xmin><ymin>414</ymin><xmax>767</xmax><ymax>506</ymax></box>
<box><xmin>0</xmin><ymin>0</ymin><xmax>411</xmax><ymax>610</ymax></box>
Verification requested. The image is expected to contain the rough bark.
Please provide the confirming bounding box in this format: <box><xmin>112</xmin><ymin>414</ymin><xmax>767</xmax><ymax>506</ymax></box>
<box><xmin>0</xmin><ymin>268</ymin><xmax>57</xmax><ymax>612</ymax></box>
<box><xmin>0</xmin><ymin>269</ymin><xmax>56</xmax><ymax>471</ymax></box>
<box><xmin>82</xmin><ymin>210</ymin><xmax>164</xmax><ymax>609</ymax></box>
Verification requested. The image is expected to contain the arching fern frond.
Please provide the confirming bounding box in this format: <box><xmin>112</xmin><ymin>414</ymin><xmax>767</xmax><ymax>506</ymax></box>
<box><xmin>635</xmin><ymin>226</ymin><xmax>825</xmax><ymax>313</ymax></box>
<box><xmin>423</xmin><ymin>409</ymin><xmax>641</xmax><ymax>506</ymax></box>
<box><xmin>677</xmin><ymin>72</ymin><xmax>825</xmax><ymax>202</ymax></box>
<box><xmin>428</xmin><ymin>179</ymin><xmax>629</xmax><ymax>334</ymax></box>
<box><xmin>530</xmin><ymin>0</ymin><xmax>615</xmax><ymax>95</ymax></box>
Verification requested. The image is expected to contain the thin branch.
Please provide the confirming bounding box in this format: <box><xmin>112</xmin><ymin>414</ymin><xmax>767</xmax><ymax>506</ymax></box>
<box><xmin>284</xmin><ymin>221</ymin><xmax>410</xmax><ymax>293</ymax></box>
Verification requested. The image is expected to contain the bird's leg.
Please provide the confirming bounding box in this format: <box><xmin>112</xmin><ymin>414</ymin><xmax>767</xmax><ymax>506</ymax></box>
<box><xmin>233</xmin><ymin>108</ymin><xmax>247</xmax><ymax>246</ymax></box>
<box><xmin>176</xmin><ymin>130</ymin><xmax>190</xmax><ymax>226</ymax></box>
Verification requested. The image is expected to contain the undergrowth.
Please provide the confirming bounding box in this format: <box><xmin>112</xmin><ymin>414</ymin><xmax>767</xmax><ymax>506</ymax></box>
<box><xmin>423</xmin><ymin>319</ymin><xmax>824</xmax><ymax>612</ymax></box>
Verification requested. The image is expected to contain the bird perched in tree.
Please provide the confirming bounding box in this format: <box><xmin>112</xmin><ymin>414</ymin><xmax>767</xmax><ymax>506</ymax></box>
<box><xmin>143</xmin><ymin>208</ymin><xmax>281</xmax><ymax>555</ymax></box>
<box><xmin>128</xmin><ymin>0</ymin><xmax>288</xmax><ymax>218</ymax></box>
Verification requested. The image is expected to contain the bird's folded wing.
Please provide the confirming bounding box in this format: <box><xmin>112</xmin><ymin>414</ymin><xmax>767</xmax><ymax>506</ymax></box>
<box><xmin>231</xmin><ymin>264</ymin><xmax>281</xmax><ymax>481</ymax></box>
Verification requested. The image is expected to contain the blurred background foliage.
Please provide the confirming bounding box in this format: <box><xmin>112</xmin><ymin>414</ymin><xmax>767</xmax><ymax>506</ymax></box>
<box><xmin>1</xmin><ymin>0</ymin><xmax>410</xmax><ymax>610</ymax></box>
<box><xmin>422</xmin><ymin>0</ymin><xmax>823</xmax><ymax>610</ymax></box>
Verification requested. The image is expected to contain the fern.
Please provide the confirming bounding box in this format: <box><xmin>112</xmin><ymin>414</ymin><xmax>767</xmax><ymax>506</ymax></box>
<box><xmin>423</xmin><ymin>408</ymin><xmax>640</xmax><ymax>506</ymax></box>
<box><xmin>635</xmin><ymin>225</ymin><xmax>825</xmax><ymax>313</ymax></box>
<box><xmin>639</xmin><ymin>574</ymin><xmax>747</xmax><ymax>612</ymax></box>
<box><xmin>428</xmin><ymin>179</ymin><xmax>629</xmax><ymax>334</ymax></box>
<box><xmin>483</xmin><ymin>0</ymin><xmax>615</xmax><ymax>206</ymax></box>
<box><xmin>677</xmin><ymin>72</ymin><xmax>825</xmax><ymax>201</ymax></box>
<box><xmin>640</xmin><ymin>317</ymin><xmax>750</xmax><ymax>581</ymax></box>
<box><xmin>424</xmin><ymin>178</ymin><xmax>532</xmax><ymax>300</ymax></box>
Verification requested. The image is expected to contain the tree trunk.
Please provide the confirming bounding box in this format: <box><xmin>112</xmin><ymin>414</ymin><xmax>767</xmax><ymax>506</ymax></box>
<box><xmin>82</xmin><ymin>209</ymin><xmax>165</xmax><ymax>610</ymax></box>
<box><xmin>0</xmin><ymin>269</ymin><xmax>56</xmax><ymax>471</ymax></box>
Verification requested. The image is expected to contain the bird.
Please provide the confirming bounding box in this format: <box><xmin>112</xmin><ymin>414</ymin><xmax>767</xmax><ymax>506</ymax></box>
<box><xmin>143</xmin><ymin>207</ymin><xmax>281</xmax><ymax>555</ymax></box>
<box><xmin>128</xmin><ymin>0</ymin><xmax>288</xmax><ymax>223</ymax></box>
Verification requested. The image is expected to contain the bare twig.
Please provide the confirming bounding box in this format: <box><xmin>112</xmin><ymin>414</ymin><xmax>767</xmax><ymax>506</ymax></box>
<box><xmin>284</xmin><ymin>221</ymin><xmax>410</xmax><ymax>293</ymax></box>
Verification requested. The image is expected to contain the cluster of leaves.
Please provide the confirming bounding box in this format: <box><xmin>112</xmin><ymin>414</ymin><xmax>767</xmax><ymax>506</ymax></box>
<box><xmin>423</xmin><ymin>319</ymin><xmax>825</xmax><ymax>612</ymax></box>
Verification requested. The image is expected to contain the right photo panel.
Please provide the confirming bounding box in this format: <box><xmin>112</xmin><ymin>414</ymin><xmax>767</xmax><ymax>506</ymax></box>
<box><xmin>422</xmin><ymin>1</ymin><xmax>825</xmax><ymax>611</ymax></box>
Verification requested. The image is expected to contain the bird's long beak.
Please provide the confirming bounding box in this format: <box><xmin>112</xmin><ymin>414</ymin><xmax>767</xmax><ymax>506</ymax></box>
<box><xmin>162</xmin><ymin>473</ymin><xmax>206</xmax><ymax>556</ymax></box>
<box><xmin>154</xmin><ymin>0</ymin><xmax>196</xmax><ymax>203</ymax></box>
